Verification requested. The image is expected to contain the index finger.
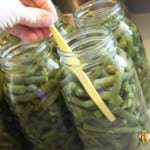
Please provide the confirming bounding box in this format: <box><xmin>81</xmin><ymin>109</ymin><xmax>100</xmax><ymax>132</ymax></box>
<box><xmin>20</xmin><ymin>0</ymin><xmax>58</xmax><ymax>21</ymax></box>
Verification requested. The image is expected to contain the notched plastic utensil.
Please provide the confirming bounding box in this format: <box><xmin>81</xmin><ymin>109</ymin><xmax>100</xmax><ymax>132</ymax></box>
<box><xmin>50</xmin><ymin>25</ymin><xmax>116</xmax><ymax>122</ymax></box>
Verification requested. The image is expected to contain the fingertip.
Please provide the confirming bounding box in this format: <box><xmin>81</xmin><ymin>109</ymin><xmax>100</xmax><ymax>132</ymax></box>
<box><xmin>21</xmin><ymin>7</ymin><xmax>55</xmax><ymax>28</ymax></box>
<box><xmin>40</xmin><ymin>13</ymin><xmax>55</xmax><ymax>27</ymax></box>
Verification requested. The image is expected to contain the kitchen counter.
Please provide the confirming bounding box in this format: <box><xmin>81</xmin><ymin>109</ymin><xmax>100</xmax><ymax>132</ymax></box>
<box><xmin>130</xmin><ymin>12</ymin><xmax>150</xmax><ymax>64</ymax></box>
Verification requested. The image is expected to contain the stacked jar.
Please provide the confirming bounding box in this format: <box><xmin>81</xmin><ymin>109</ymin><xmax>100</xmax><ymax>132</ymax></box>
<box><xmin>0</xmin><ymin>32</ymin><xmax>28</xmax><ymax>150</ymax></box>
<box><xmin>74</xmin><ymin>0</ymin><xmax>150</xmax><ymax>109</ymax></box>
<box><xmin>0</xmin><ymin>40</ymin><xmax>82</xmax><ymax>150</ymax></box>
<box><xmin>58</xmin><ymin>27</ymin><xmax>150</xmax><ymax>150</ymax></box>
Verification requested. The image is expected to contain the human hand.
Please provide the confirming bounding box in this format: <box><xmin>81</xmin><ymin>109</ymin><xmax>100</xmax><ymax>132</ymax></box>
<box><xmin>0</xmin><ymin>0</ymin><xmax>58</xmax><ymax>42</ymax></box>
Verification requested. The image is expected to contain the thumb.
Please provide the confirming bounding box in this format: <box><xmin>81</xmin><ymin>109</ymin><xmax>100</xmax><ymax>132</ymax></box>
<box><xmin>18</xmin><ymin>7</ymin><xmax>55</xmax><ymax>28</ymax></box>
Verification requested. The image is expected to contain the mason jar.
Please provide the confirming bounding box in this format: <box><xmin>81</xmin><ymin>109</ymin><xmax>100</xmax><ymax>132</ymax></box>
<box><xmin>1</xmin><ymin>35</ymin><xmax>27</xmax><ymax>149</ymax></box>
<box><xmin>74</xmin><ymin>0</ymin><xmax>150</xmax><ymax>108</ymax></box>
<box><xmin>58</xmin><ymin>27</ymin><xmax>150</xmax><ymax>150</ymax></box>
<box><xmin>0</xmin><ymin>40</ymin><xmax>82</xmax><ymax>150</ymax></box>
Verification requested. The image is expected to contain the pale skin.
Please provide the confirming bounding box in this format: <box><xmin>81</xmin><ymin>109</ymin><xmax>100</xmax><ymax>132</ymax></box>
<box><xmin>0</xmin><ymin>0</ymin><xmax>58</xmax><ymax>42</ymax></box>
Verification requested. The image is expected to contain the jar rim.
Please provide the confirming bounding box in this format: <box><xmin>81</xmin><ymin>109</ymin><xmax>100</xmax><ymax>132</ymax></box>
<box><xmin>57</xmin><ymin>27</ymin><xmax>117</xmax><ymax>67</ymax></box>
<box><xmin>58</xmin><ymin>27</ymin><xmax>111</xmax><ymax>53</ymax></box>
<box><xmin>74</xmin><ymin>0</ymin><xmax>122</xmax><ymax>29</ymax></box>
<box><xmin>0</xmin><ymin>40</ymin><xmax>50</xmax><ymax>71</ymax></box>
<box><xmin>74</xmin><ymin>0</ymin><xmax>119</xmax><ymax>18</ymax></box>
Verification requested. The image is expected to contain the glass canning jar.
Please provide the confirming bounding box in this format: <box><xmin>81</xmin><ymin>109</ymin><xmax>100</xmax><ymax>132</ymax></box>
<box><xmin>0</xmin><ymin>40</ymin><xmax>82</xmax><ymax>150</ymax></box>
<box><xmin>0</xmin><ymin>70</ymin><xmax>33</xmax><ymax>150</ymax></box>
<box><xmin>58</xmin><ymin>27</ymin><xmax>150</xmax><ymax>150</ymax></box>
<box><xmin>74</xmin><ymin>0</ymin><xmax>150</xmax><ymax>108</ymax></box>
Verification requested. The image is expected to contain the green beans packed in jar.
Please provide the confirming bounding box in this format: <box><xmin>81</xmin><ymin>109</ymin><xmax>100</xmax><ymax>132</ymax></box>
<box><xmin>58</xmin><ymin>28</ymin><xmax>150</xmax><ymax>150</ymax></box>
<box><xmin>0</xmin><ymin>70</ymin><xmax>3</xmax><ymax>100</ymax></box>
<box><xmin>0</xmin><ymin>105</ymin><xmax>23</xmax><ymax>150</ymax></box>
<box><xmin>0</xmin><ymin>33</ymin><xmax>31</xmax><ymax>149</ymax></box>
<box><xmin>0</xmin><ymin>32</ymin><xmax>20</xmax><ymax>50</ymax></box>
<box><xmin>74</xmin><ymin>0</ymin><xmax>150</xmax><ymax>108</ymax></box>
<box><xmin>0</xmin><ymin>40</ymin><xmax>82</xmax><ymax>150</ymax></box>
<box><xmin>0</xmin><ymin>100</ymin><xmax>23</xmax><ymax>150</ymax></box>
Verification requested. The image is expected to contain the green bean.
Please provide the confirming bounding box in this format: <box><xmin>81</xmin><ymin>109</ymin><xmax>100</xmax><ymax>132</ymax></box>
<box><xmin>108</xmin><ymin>126</ymin><xmax>142</xmax><ymax>134</ymax></box>
<box><xmin>6</xmin><ymin>83</ymin><xmax>27</xmax><ymax>94</ymax></box>
<box><xmin>114</xmin><ymin>27</ymin><xmax>123</xmax><ymax>40</ymax></box>
<box><xmin>74</xmin><ymin>85</ymin><xmax>112</xmax><ymax>99</ymax></box>
<box><xmin>99</xmin><ymin>91</ymin><xmax>112</xmax><ymax>100</ymax></box>
<box><xmin>85</xmin><ymin>117</ymin><xmax>112</xmax><ymax>128</ymax></box>
<box><xmin>75</xmin><ymin>86</ymin><xmax>88</xmax><ymax>98</ymax></box>
<box><xmin>6</xmin><ymin>91</ymin><xmax>38</xmax><ymax>103</ymax></box>
<box><xmin>25</xmin><ymin>76</ymin><xmax>48</xmax><ymax>84</ymax></box>
<box><xmin>62</xmin><ymin>81</ymin><xmax>76</xmax><ymax>96</ymax></box>
<box><xmin>109</xmin><ymin>70</ymin><xmax>122</xmax><ymax>105</ymax></box>
<box><xmin>38</xmin><ymin>87</ymin><xmax>60</xmax><ymax>109</ymax></box>
<box><xmin>110</xmin><ymin>96</ymin><xmax>124</xmax><ymax>106</ymax></box>
<box><xmin>106</xmin><ymin>64</ymin><xmax>117</xmax><ymax>74</ymax></box>
<box><xmin>89</xmin><ymin>63</ymin><xmax>111</xmax><ymax>79</ymax></box>
<box><xmin>69</xmin><ymin>96</ymin><xmax>97</xmax><ymax>110</ymax></box>
<box><xmin>40</xmin><ymin>79</ymin><xmax>57</xmax><ymax>92</ymax></box>
<box><xmin>121</xmin><ymin>98</ymin><xmax>133</xmax><ymax>109</ymax></box>
<box><xmin>60</xmin><ymin>73</ymin><xmax>75</xmax><ymax>86</ymax></box>
<box><xmin>112</xmin><ymin>107</ymin><xmax>141</xmax><ymax>125</ymax></box>
<box><xmin>83</xmin><ymin>123</ymin><xmax>141</xmax><ymax>134</ymax></box>
<box><xmin>93</xmin><ymin>75</ymin><xmax>115</xmax><ymax>88</ymax></box>
<box><xmin>4</xmin><ymin>74</ymin><xmax>26</xmax><ymax>85</ymax></box>
<box><xmin>126</xmin><ymin>36</ymin><xmax>134</xmax><ymax>57</ymax></box>
<box><xmin>87</xmin><ymin>10</ymin><xmax>95</xmax><ymax>17</ymax></box>
<box><xmin>118</xmin><ymin>37</ymin><xmax>127</xmax><ymax>50</ymax></box>
<box><xmin>5</xmin><ymin>74</ymin><xmax>47</xmax><ymax>85</ymax></box>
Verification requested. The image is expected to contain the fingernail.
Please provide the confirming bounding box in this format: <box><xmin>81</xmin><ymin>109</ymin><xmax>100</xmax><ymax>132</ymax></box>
<box><xmin>41</xmin><ymin>14</ymin><xmax>54</xmax><ymax>26</ymax></box>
